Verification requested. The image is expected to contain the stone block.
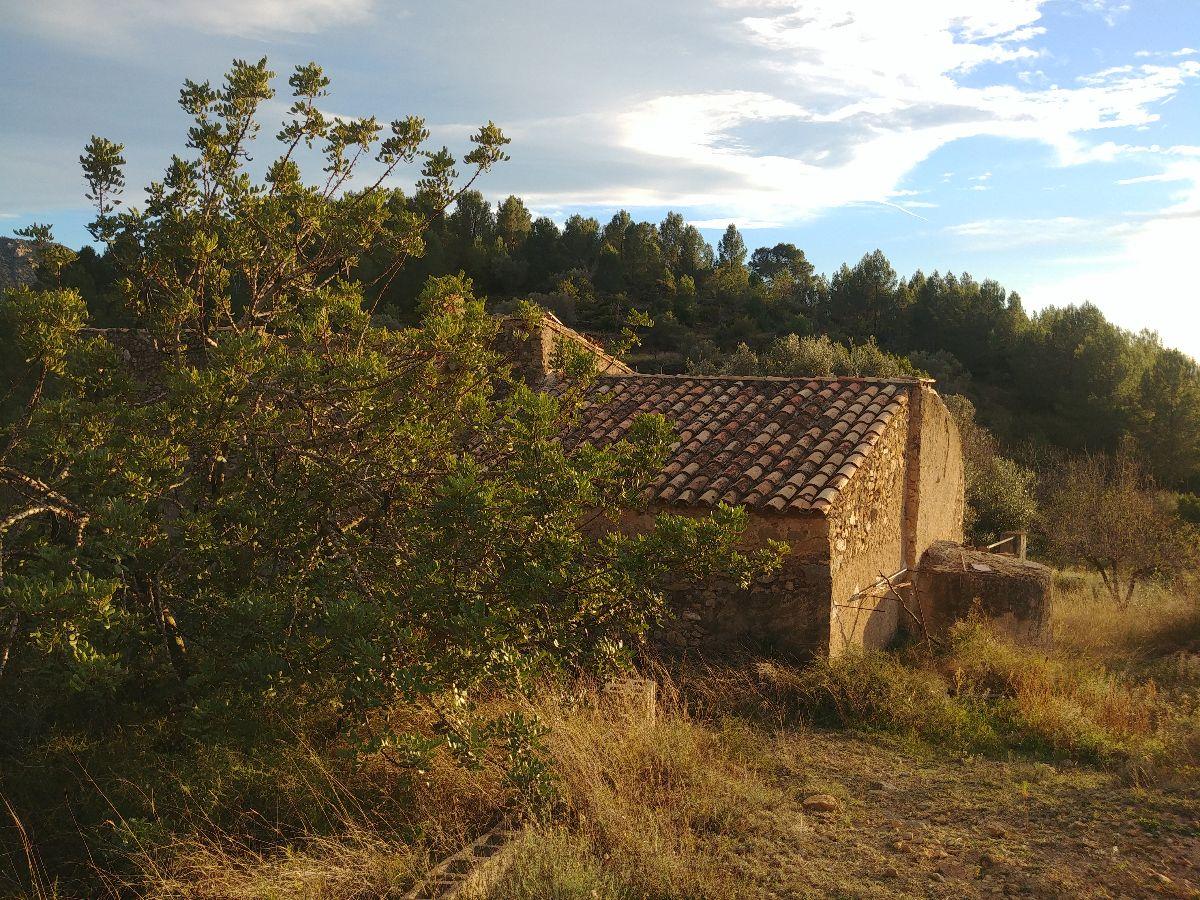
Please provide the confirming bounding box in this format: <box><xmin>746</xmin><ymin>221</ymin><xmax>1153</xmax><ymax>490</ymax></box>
<box><xmin>914</xmin><ymin>541</ymin><xmax>1051</xmax><ymax>643</ymax></box>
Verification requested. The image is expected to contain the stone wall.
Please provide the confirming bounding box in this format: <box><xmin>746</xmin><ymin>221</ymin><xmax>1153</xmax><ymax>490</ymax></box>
<box><xmin>496</xmin><ymin>313</ymin><xmax>633</xmax><ymax>386</ymax></box>
<box><xmin>0</xmin><ymin>237</ymin><xmax>37</xmax><ymax>292</ymax></box>
<box><xmin>903</xmin><ymin>384</ymin><xmax>965</xmax><ymax>568</ymax></box>
<box><xmin>826</xmin><ymin>408</ymin><xmax>910</xmax><ymax>654</ymax></box>
<box><xmin>616</xmin><ymin>508</ymin><xmax>832</xmax><ymax>656</ymax></box>
<box><xmin>915</xmin><ymin>541</ymin><xmax>1052</xmax><ymax>643</ymax></box>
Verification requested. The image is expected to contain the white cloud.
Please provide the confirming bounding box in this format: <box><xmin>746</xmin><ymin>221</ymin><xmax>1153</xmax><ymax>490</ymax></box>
<box><xmin>1023</xmin><ymin>157</ymin><xmax>1200</xmax><ymax>357</ymax></box>
<box><xmin>1135</xmin><ymin>47</ymin><xmax>1198</xmax><ymax>59</ymax></box>
<box><xmin>608</xmin><ymin>1</ymin><xmax>1200</xmax><ymax>225</ymax></box>
<box><xmin>9</xmin><ymin>0</ymin><xmax>372</xmax><ymax>44</ymax></box>
<box><xmin>1079</xmin><ymin>0</ymin><xmax>1131</xmax><ymax>26</ymax></box>
<box><xmin>689</xmin><ymin>217</ymin><xmax>786</xmax><ymax>229</ymax></box>
<box><xmin>945</xmin><ymin>215</ymin><xmax>1111</xmax><ymax>249</ymax></box>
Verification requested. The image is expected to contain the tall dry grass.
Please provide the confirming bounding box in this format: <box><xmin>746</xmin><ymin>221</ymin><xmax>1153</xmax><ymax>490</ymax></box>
<box><xmin>1051</xmin><ymin>570</ymin><xmax>1200</xmax><ymax>661</ymax></box>
<box><xmin>659</xmin><ymin>572</ymin><xmax>1200</xmax><ymax>772</ymax></box>
<box><xmin>101</xmin><ymin>570</ymin><xmax>1200</xmax><ymax>898</ymax></box>
<box><xmin>105</xmin><ymin>722</ymin><xmax>509</xmax><ymax>899</ymax></box>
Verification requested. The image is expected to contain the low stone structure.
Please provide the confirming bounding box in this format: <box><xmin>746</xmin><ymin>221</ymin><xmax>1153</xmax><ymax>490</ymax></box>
<box><xmin>0</xmin><ymin>237</ymin><xmax>38</xmax><ymax>292</ymax></box>
<box><xmin>914</xmin><ymin>540</ymin><xmax>1052</xmax><ymax>643</ymax></box>
<box><xmin>503</xmin><ymin>314</ymin><xmax>968</xmax><ymax>657</ymax></box>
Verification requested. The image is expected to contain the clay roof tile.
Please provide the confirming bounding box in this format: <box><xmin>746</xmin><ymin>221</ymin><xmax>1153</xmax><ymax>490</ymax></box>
<box><xmin>565</xmin><ymin>374</ymin><xmax>913</xmax><ymax>515</ymax></box>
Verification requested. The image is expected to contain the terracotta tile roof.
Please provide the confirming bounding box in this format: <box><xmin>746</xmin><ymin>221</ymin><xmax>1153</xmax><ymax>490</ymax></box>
<box><xmin>571</xmin><ymin>375</ymin><xmax>912</xmax><ymax>515</ymax></box>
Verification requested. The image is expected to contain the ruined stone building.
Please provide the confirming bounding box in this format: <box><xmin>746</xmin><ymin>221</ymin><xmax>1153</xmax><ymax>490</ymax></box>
<box><xmin>507</xmin><ymin>314</ymin><xmax>967</xmax><ymax>657</ymax></box>
<box><xmin>0</xmin><ymin>237</ymin><xmax>38</xmax><ymax>293</ymax></box>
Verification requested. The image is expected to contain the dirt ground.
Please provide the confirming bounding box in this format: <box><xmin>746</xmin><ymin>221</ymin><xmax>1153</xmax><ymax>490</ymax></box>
<box><xmin>728</xmin><ymin>729</ymin><xmax>1199</xmax><ymax>899</ymax></box>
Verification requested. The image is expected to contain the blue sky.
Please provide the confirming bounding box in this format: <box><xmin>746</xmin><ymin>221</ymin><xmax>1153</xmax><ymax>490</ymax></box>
<box><xmin>2</xmin><ymin>0</ymin><xmax>1199</xmax><ymax>357</ymax></box>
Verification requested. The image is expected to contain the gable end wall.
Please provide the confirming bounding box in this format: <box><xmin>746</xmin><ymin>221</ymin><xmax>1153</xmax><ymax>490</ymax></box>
<box><xmin>903</xmin><ymin>384</ymin><xmax>965</xmax><ymax>568</ymax></box>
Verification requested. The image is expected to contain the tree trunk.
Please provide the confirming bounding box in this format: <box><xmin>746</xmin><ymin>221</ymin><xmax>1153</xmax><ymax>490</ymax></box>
<box><xmin>0</xmin><ymin>614</ymin><xmax>18</xmax><ymax>682</ymax></box>
<box><xmin>142</xmin><ymin>575</ymin><xmax>190</xmax><ymax>681</ymax></box>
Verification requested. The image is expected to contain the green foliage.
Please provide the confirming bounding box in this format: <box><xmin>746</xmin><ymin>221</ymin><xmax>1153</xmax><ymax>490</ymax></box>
<box><xmin>944</xmin><ymin>394</ymin><xmax>1038</xmax><ymax>544</ymax></box>
<box><xmin>689</xmin><ymin>333</ymin><xmax>918</xmax><ymax>379</ymax></box>
<box><xmin>0</xmin><ymin>60</ymin><xmax>776</xmax><ymax>888</ymax></box>
<box><xmin>1133</xmin><ymin>349</ymin><xmax>1200</xmax><ymax>488</ymax></box>
<box><xmin>708</xmin><ymin>608</ymin><xmax>1199</xmax><ymax>768</ymax></box>
<box><xmin>764</xmin><ymin>651</ymin><xmax>1002</xmax><ymax>752</ymax></box>
<box><xmin>67</xmin><ymin>173</ymin><xmax>1200</xmax><ymax>491</ymax></box>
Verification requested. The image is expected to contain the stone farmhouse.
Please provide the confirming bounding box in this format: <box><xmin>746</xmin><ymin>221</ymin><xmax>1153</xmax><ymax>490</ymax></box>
<box><xmin>82</xmin><ymin>311</ymin><xmax>995</xmax><ymax>659</ymax></box>
<box><xmin>506</xmin><ymin>314</ymin><xmax>967</xmax><ymax>658</ymax></box>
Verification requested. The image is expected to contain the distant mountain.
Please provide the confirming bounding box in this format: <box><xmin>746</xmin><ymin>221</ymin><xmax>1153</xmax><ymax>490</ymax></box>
<box><xmin>0</xmin><ymin>237</ymin><xmax>37</xmax><ymax>292</ymax></box>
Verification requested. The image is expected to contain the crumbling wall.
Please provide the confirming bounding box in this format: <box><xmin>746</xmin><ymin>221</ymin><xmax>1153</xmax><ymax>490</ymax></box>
<box><xmin>495</xmin><ymin>313</ymin><xmax>633</xmax><ymax>386</ymax></box>
<box><xmin>617</xmin><ymin>509</ymin><xmax>832</xmax><ymax>657</ymax></box>
<box><xmin>903</xmin><ymin>385</ymin><xmax>965</xmax><ymax>568</ymax></box>
<box><xmin>914</xmin><ymin>540</ymin><xmax>1051</xmax><ymax>643</ymax></box>
<box><xmin>826</xmin><ymin>409</ymin><xmax>909</xmax><ymax>654</ymax></box>
<box><xmin>0</xmin><ymin>237</ymin><xmax>37</xmax><ymax>292</ymax></box>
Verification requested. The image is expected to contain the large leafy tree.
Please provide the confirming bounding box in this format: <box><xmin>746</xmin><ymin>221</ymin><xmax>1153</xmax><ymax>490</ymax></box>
<box><xmin>0</xmin><ymin>60</ymin><xmax>772</xmax><ymax>771</ymax></box>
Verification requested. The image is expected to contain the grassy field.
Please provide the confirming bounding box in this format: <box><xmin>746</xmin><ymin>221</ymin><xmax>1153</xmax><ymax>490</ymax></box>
<box><xmin>11</xmin><ymin>572</ymin><xmax>1200</xmax><ymax>899</ymax></box>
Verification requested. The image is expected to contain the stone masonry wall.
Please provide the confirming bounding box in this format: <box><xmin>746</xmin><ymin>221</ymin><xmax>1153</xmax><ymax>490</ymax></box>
<box><xmin>616</xmin><ymin>509</ymin><xmax>832</xmax><ymax>657</ymax></box>
<box><xmin>826</xmin><ymin>407</ymin><xmax>910</xmax><ymax>654</ymax></box>
<box><xmin>903</xmin><ymin>384</ymin><xmax>965</xmax><ymax>568</ymax></box>
<box><xmin>495</xmin><ymin>314</ymin><xmax>633</xmax><ymax>386</ymax></box>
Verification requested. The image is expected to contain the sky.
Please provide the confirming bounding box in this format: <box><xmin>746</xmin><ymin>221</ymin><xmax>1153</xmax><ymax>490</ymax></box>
<box><xmin>2</xmin><ymin>0</ymin><xmax>1199</xmax><ymax>357</ymax></box>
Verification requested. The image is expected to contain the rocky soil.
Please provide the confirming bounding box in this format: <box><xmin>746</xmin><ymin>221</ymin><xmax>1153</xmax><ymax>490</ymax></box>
<box><xmin>734</xmin><ymin>729</ymin><xmax>1199</xmax><ymax>898</ymax></box>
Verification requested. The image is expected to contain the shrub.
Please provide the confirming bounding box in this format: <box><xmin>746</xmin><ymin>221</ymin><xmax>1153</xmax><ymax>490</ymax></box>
<box><xmin>688</xmin><ymin>333</ymin><xmax>918</xmax><ymax>379</ymax></box>
<box><xmin>0</xmin><ymin>59</ymin><xmax>779</xmax><ymax>892</ymax></box>
<box><xmin>944</xmin><ymin>394</ymin><xmax>1038</xmax><ymax>544</ymax></box>
<box><xmin>1042</xmin><ymin>447</ymin><xmax>1198</xmax><ymax>604</ymax></box>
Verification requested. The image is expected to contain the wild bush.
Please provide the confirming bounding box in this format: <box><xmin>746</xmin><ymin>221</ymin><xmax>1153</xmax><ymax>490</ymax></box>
<box><xmin>943</xmin><ymin>393</ymin><xmax>1038</xmax><ymax>544</ymax></box>
<box><xmin>0</xmin><ymin>59</ymin><xmax>778</xmax><ymax>891</ymax></box>
<box><xmin>1042</xmin><ymin>447</ymin><xmax>1198</xmax><ymax>604</ymax></box>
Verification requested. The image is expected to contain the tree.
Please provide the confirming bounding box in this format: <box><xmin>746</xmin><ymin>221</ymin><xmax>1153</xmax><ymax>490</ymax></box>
<box><xmin>716</xmin><ymin>223</ymin><xmax>747</xmax><ymax>270</ymax></box>
<box><xmin>943</xmin><ymin>395</ymin><xmax>1038</xmax><ymax>544</ymax></box>
<box><xmin>0</xmin><ymin>59</ymin><xmax>774</xmax><ymax>798</ymax></box>
<box><xmin>522</xmin><ymin>215</ymin><xmax>564</xmax><ymax>289</ymax></box>
<box><xmin>601</xmin><ymin>210</ymin><xmax>633</xmax><ymax>254</ymax></box>
<box><xmin>1132</xmin><ymin>348</ymin><xmax>1200</xmax><ymax>488</ymax></box>
<box><xmin>659</xmin><ymin>212</ymin><xmax>712</xmax><ymax>281</ymax></box>
<box><xmin>449</xmin><ymin>189</ymin><xmax>496</xmax><ymax>248</ymax></box>
<box><xmin>561</xmin><ymin>214</ymin><xmax>601</xmax><ymax>272</ymax></box>
<box><xmin>1042</xmin><ymin>447</ymin><xmax>1196</xmax><ymax>605</ymax></box>
<box><xmin>495</xmin><ymin>195</ymin><xmax>532</xmax><ymax>253</ymax></box>
<box><xmin>749</xmin><ymin>242</ymin><xmax>811</xmax><ymax>285</ymax></box>
<box><xmin>828</xmin><ymin>249</ymin><xmax>898</xmax><ymax>342</ymax></box>
<box><xmin>620</xmin><ymin>221</ymin><xmax>669</xmax><ymax>300</ymax></box>
<box><xmin>1012</xmin><ymin>304</ymin><xmax>1136</xmax><ymax>450</ymax></box>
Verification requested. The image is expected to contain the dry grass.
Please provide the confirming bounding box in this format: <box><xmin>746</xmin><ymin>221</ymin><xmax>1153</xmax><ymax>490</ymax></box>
<box><xmin>1052</xmin><ymin>570</ymin><xmax>1200</xmax><ymax>661</ymax></box>
<box><xmin>507</xmin><ymin>686</ymin><xmax>802</xmax><ymax>899</ymax></box>
<box><xmin>100</xmin><ymin>572</ymin><xmax>1200</xmax><ymax>898</ymax></box>
<box><xmin>106</xmin><ymin>726</ymin><xmax>508</xmax><ymax>899</ymax></box>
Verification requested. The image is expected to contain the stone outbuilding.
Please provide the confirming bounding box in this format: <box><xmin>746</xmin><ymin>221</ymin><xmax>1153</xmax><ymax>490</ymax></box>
<box><xmin>915</xmin><ymin>541</ymin><xmax>1052</xmax><ymax>645</ymax></box>
<box><xmin>505</xmin><ymin>315</ymin><xmax>967</xmax><ymax>657</ymax></box>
